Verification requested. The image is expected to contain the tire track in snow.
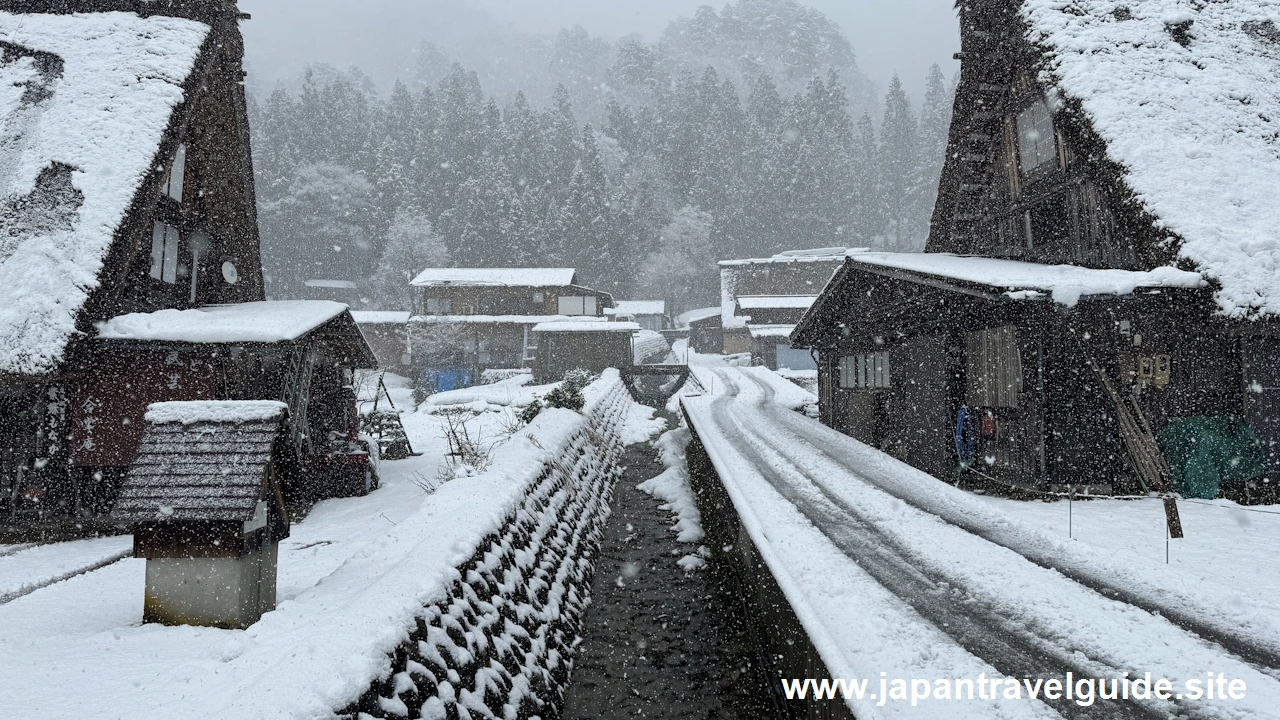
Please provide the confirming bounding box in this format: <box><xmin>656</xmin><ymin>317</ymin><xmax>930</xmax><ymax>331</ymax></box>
<box><xmin>738</xmin><ymin>369</ymin><xmax>1280</xmax><ymax>681</ymax></box>
<box><xmin>0</xmin><ymin>549</ymin><xmax>132</xmax><ymax>606</ymax></box>
<box><xmin>705</xmin><ymin>369</ymin><xmax>1213</xmax><ymax>720</ymax></box>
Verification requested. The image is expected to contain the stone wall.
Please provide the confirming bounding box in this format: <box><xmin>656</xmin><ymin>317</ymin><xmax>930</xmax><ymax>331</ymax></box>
<box><xmin>339</xmin><ymin>379</ymin><xmax>628</xmax><ymax>720</ymax></box>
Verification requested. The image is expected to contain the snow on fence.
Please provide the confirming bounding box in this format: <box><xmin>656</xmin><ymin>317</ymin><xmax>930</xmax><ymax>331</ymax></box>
<box><xmin>338</xmin><ymin>373</ymin><xmax>628</xmax><ymax>720</ymax></box>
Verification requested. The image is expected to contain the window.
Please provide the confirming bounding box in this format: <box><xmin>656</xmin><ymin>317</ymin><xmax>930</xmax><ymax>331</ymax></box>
<box><xmin>150</xmin><ymin>222</ymin><xmax>180</xmax><ymax>284</ymax></box>
<box><xmin>558</xmin><ymin>296</ymin><xmax>597</xmax><ymax>316</ymax></box>
<box><xmin>966</xmin><ymin>326</ymin><xmax>1023</xmax><ymax>408</ymax></box>
<box><xmin>424</xmin><ymin>298</ymin><xmax>452</xmax><ymax>315</ymax></box>
<box><xmin>161</xmin><ymin>143</ymin><xmax>186</xmax><ymax>202</ymax></box>
<box><xmin>838</xmin><ymin>351</ymin><xmax>890</xmax><ymax>389</ymax></box>
<box><xmin>1017</xmin><ymin>100</ymin><xmax>1057</xmax><ymax>172</ymax></box>
<box><xmin>188</xmin><ymin>230</ymin><xmax>212</xmax><ymax>303</ymax></box>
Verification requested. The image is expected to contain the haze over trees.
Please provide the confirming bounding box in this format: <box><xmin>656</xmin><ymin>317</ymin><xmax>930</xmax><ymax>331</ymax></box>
<box><xmin>251</xmin><ymin>0</ymin><xmax>954</xmax><ymax>310</ymax></box>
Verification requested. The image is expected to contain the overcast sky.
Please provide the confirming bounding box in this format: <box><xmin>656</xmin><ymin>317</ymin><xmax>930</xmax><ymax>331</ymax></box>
<box><xmin>239</xmin><ymin>0</ymin><xmax>960</xmax><ymax>101</ymax></box>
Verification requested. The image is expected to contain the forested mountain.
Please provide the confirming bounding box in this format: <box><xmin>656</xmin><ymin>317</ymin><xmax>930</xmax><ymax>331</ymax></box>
<box><xmin>251</xmin><ymin>1</ymin><xmax>953</xmax><ymax>311</ymax></box>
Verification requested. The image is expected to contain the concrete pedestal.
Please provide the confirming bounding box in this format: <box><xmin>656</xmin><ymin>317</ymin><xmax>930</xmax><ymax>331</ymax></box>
<box><xmin>143</xmin><ymin>542</ymin><xmax>278</xmax><ymax>629</ymax></box>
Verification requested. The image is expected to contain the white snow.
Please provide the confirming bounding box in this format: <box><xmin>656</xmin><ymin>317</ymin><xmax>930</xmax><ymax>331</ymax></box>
<box><xmin>632</xmin><ymin>328</ymin><xmax>670</xmax><ymax>364</ymax></box>
<box><xmin>717</xmin><ymin>248</ymin><xmax>849</xmax><ymax>266</ymax></box>
<box><xmin>674</xmin><ymin>307</ymin><xmax>720</xmax><ymax>327</ymax></box>
<box><xmin>144</xmin><ymin>400</ymin><xmax>289</xmax><ymax>425</ymax></box>
<box><xmin>980</xmin><ymin>493</ymin><xmax>1280</xmax><ymax>623</ymax></box>
<box><xmin>421</xmin><ymin>374</ymin><xmax>543</xmax><ymax>412</ymax></box>
<box><xmin>0</xmin><ymin>371</ymin><xmax>633</xmax><ymax>720</ymax></box>
<box><xmin>350</xmin><ymin>311</ymin><xmax>412</xmax><ymax>325</ymax></box>
<box><xmin>747</xmin><ymin>324</ymin><xmax>797</xmax><ymax>339</ymax></box>
<box><xmin>410</xmin><ymin>267</ymin><xmax>576</xmax><ymax>287</ymax></box>
<box><xmin>0</xmin><ymin>536</ymin><xmax>132</xmax><ymax>605</ymax></box>
<box><xmin>0</xmin><ymin>11</ymin><xmax>211</xmax><ymax>375</ymax></box>
<box><xmin>848</xmin><ymin>251</ymin><xmax>1205</xmax><ymax>306</ymax></box>
<box><xmin>682</xmin><ymin>368</ymin><xmax>1280</xmax><ymax>718</ymax></box>
<box><xmin>636</xmin><ymin>426</ymin><xmax>706</xmax><ymax>557</ymax></box>
<box><xmin>737</xmin><ymin>295</ymin><xmax>818</xmax><ymax>310</ymax></box>
<box><xmin>411</xmin><ymin>314</ymin><xmax>605</xmax><ymax>326</ymax></box>
<box><xmin>532</xmin><ymin>320</ymin><xmax>640</xmax><ymax>332</ymax></box>
<box><xmin>1022</xmin><ymin>0</ymin><xmax>1280</xmax><ymax>317</ymax></box>
<box><xmin>621</xmin><ymin>399</ymin><xmax>666</xmax><ymax>446</ymax></box>
<box><xmin>304</xmin><ymin>279</ymin><xmax>359</xmax><ymax>289</ymax></box>
<box><xmin>609</xmin><ymin>300</ymin><xmax>665</xmax><ymax>316</ymax></box>
<box><xmin>97</xmin><ymin>301</ymin><xmax>350</xmax><ymax>343</ymax></box>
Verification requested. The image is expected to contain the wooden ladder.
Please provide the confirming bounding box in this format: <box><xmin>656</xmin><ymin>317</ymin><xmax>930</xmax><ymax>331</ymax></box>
<box><xmin>1088</xmin><ymin>358</ymin><xmax>1183</xmax><ymax>538</ymax></box>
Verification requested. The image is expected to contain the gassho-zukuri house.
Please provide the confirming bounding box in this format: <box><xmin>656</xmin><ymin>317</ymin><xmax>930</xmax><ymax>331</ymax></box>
<box><xmin>792</xmin><ymin>0</ymin><xmax>1280</xmax><ymax>500</ymax></box>
<box><xmin>0</xmin><ymin>0</ymin><xmax>376</xmax><ymax>525</ymax></box>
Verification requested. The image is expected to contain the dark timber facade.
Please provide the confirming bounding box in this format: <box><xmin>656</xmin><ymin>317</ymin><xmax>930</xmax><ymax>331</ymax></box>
<box><xmin>0</xmin><ymin>1</ymin><xmax>377</xmax><ymax>527</ymax></box>
<box><xmin>793</xmin><ymin>1</ymin><xmax>1280</xmax><ymax>499</ymax></box>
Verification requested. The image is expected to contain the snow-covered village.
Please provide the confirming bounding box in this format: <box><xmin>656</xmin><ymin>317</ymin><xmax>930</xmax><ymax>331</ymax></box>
<box><xmin>4</xmin><ymin>0</ymin><xmax>1280</xmax><ymax>718</ymax></box>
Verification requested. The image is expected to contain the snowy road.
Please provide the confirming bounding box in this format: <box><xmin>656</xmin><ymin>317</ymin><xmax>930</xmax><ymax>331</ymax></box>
<box><xmin>682</xmin><ymin>367</ymin><xmax>1280</xmax><ymax>719</ymax></box>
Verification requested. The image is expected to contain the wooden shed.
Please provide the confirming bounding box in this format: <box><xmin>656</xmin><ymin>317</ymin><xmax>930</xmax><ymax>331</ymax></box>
<box><xmin>793</xmin><ymin>1</ymin><xmax>1280</xmax><ymax>502</ymax></box>
<box><xmin>531</xmin><ymin>321</ymin><xmax>638</xmax><ymax>383</ymax></box>
<box><xmin>112</xmin><ymin>400</ymin><xmax>291</xmax><ymax>629</ymax></box>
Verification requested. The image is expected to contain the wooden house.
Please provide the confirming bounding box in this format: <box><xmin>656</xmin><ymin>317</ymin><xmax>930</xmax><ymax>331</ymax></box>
<box><xmin>719</xmin><ymin>250</ymin><xmax>846</xmax><ymax>355</ymax></box>
<box><xmin>112</xmin><ymin>400</ymin><xmax>292</xmax><ymax>628</ymax></box>
<box><xmin>734</xmin><ymin>296</ymin><xmax>818</xmax><ymax>370</ymax></box>
<box><xmin>351</xmin><ymin>311</ymin><xmax>412</xmax><ymax>374</ymax></box>
<box><xmin>408</xmin><ymin>268</ymin><xmax>614</xmax><ymax>388</ymax></box>
<box><xmin>531</xmin><ymin>321</ymin><xmax>638</xmax><ymax>383</ymax></box>
<box><xmin>0</xmin><ymin>1</ymin><xmax>377</xmax><ymax>526</ymax></box>
<box><xmin>607</xmin><ymin>301</ymin><xmax>669</xmax><ymax>332</ymax></box>
<box><xmin>793</xmin><ymin>1</ymin><xmax>1280</xmax><ymax>500</ymax></box>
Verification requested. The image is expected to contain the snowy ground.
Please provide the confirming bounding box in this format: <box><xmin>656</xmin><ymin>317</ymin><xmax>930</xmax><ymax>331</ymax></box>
<box><xmin>0</xmin><ymin>373</ymin><xmax>629</xmax><ymax>720</ymax></box>
<box><xmin>979</xmin><ymin>494</ymin><xmax>1280</xmax><ymax>622</ymax></box>
<box><xmin>682</xmin><ymin>367</ymin><xmax>1280</xmax><ymax>719</ymax></box>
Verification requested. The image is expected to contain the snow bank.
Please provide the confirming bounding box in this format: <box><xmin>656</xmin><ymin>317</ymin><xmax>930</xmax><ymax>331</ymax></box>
<box><xmin>0</xmin><ymin>11</ymin><xmax>211</xmax><ymax>375</ymax></box>
<box><xmin>337</xmin><ymin>371</ymin><xmax>630</xmax><ymax>720</ymax></box>
<box><xmin>145</xmin><ymin>400</ymin><xmax>288</xmax><ymax>425</ymax></box>
<box><xmin>621</xmin><ymin>400</ymin><xmax>666</xmax><ymax>446</ymax></box>
<box><xmin>637</xmin><ymin>426</ymin><xmax>707</xmax><ymax>570</ymax></box>
<box><xmin>1023</xmin><ymin>0</ymin><xmax>1280</xmax><ymax>317</ymax></box>
<box><xmin>0</xmin><ymin>372</ymin><xmax>632</xmax><ymax>720</ymax></box>
<box><xmin>422</xmin><ymin>375</ymin><xmax>544</xmax><ymax>412</ymax></box>
<box><xmin>98</xmin><ymin>301</ymin><xmax>350</xmax><ymax>344</ymax></box>
<box><xmin>632</xmin><ymin>328</ymin><xmax>670</xmax><ymax>364</ymax></box>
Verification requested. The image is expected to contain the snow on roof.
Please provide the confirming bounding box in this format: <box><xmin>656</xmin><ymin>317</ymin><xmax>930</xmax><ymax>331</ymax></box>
<box><xmin>610</xmin><ymin>300</ymin><xmax>666</xmax><ymax>316</ymax></box>
<box><xmin>410</xmin><ymin>267</ymin><xmax>576</xmax><ymax>287</ymax></box>
<box><xmin>410</xmin><ymin>314</ymin><xmax>606</xmax><ymax>326</ymax></box>
<box><xmin>304</xmin><ymin>279</ymin><xmax>359</xmax><ymax>289</ymax></box>
<box><xmin>747</xmin><ymin>324</ymin><xmax>798</xmax><ymax>339</ymax></box>
<box><xmin>849</xmin><ymin>252</ymin><xmax>1205</xmax><ymax>306</ymax></box>
<box><xmin>0</xmin><ymin>12</ymin><xmax>212</xmax><ymax>375</ymax></box>
<box><xmin>676</xmin><ymin>306</ymin><xmax>721</xmax><ymax>326</ymax></box>
<box><xmin>532</xmin><ymin>320</ymin><xmax>641</xmax><ymax>333</ymax></box>
<box><xmin>718</xmin><ymin>248</ymin><xmax>849</xmax><ymax>267</ymax></box>
<box><xmin>350</xmin><ymin>311</ymin><xmax>411</xmax><ymax>325</ymax></box>
<box><xmin>144</xmin><ymin>400</ymin><xmax>288</xmax><ymax>426</ymax></box>
<box><xmin>97</xmin><ymin>301</ymin><xmax>350</xmax><ymax>343</ymax></box>
<box><xmin>737</xmin><ymin>295</ymin><xmax>818</xmax><ymax>310</ymax></box>
<box><xmin>1022</xmin><ymin>0</ymin><xmax>1280</xmax><ymax>317</ymax></box>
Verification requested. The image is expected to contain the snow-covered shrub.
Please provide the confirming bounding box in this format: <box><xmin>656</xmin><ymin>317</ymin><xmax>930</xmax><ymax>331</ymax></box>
<box><xmin>435</xmin><ymin>408</ymin><xmax>493</xmax><ymax>484</ymax></box>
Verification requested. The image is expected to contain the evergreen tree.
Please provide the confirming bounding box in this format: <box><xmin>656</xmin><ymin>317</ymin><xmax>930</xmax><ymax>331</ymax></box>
<box><xmin>368</xmin><ymin>207</ymin><xmax>449</xmax><ymax>311</ymax></box>
<box><xmin>878</xmin><ymin>75</ymin><xmax>922</xmax><ymax>251</ymax></box>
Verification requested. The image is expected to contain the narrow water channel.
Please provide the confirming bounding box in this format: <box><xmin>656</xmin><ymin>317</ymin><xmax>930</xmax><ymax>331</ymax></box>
<box><xmin>562</xmin><ymin>420</ymin><xmax>779</xmax><ymax>719</ymax></box>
